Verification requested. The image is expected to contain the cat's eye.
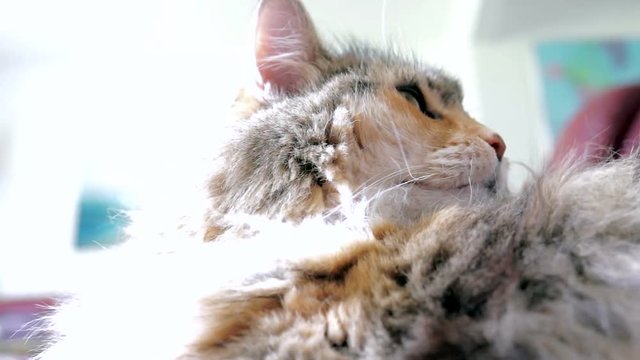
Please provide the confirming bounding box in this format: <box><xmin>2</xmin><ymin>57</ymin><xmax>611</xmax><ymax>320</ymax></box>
<box><xmin>396</xmin><ymin>84</ymin><xmax>440</xmax><ymax>119</ymax></box>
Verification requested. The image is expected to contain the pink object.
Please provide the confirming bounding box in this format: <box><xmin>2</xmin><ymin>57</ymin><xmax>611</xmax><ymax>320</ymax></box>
<box><xmin>551</xmin><ymin>84</ymin><xmax>640</xmax><ymax>165</ymax></box>
<box><xmin>621</xmin><ymin>108</ymin><xmax>640</xmax><ymax>155</ymax></box>
<box><xmin>0</xmin><ymin>297</ymin><xmax>55</xmax><ymax>342</ymax></box>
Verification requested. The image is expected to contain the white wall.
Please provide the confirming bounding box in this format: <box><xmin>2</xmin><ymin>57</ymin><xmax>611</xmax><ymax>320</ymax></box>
<box><xmin>0</xmin><ymin>0</ymin><xmax>241</xmax><ymax>295</ymax></box>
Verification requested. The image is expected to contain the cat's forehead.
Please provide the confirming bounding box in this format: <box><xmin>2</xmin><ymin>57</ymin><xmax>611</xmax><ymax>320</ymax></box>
<box><xmin>324</xmin><ymin>45</ymin><xmax>463</xmax><ymax>105</ymax></box>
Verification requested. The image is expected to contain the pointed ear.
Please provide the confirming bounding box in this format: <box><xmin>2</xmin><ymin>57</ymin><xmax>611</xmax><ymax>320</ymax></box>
<box><xmin>254</xmin><ymin>0</ymin><xmax>323</xmax><ymax>94</ymax></box>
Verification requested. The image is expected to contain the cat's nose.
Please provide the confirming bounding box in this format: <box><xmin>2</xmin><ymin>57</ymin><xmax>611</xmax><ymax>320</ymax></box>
<box><xmin>481</xmin><ymin>132</ymin><xmax>506</xmax><ymax>161</ymax></box>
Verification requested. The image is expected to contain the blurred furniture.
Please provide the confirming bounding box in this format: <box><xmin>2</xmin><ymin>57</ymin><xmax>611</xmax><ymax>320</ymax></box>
<box><xmin>551</xmin><ymin>83</ymin><xmax>640</xmax><ymax>165</ymax></box>
<box><xmin>0</xmin><ymin>298</ymin><xmax>54</xmax><ymax>359</ymax></box>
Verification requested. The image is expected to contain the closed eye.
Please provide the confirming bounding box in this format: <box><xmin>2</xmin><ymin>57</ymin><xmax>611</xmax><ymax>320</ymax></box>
<box><xmin>395</xmin><ymin>84</ymin><xmax>440</xmax><ymax>119</ymax></box>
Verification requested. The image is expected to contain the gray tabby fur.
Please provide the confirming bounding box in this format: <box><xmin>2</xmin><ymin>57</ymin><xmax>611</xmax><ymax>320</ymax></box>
<box><xmin>195</xmin><ymin>155</ymin><xmax>640</xmax><ymax>360</ymax></box>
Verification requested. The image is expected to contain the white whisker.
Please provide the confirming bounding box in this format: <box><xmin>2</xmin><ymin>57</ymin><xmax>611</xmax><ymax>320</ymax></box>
<box><xmin>389</xmin><ymin>120</ymin><xmax>418</xmax><ymax>182</ymax></box>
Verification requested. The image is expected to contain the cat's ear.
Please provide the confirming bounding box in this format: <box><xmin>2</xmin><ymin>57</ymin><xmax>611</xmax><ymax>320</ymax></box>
<box><xmin>254</xmin><ymin>0</ymin><xmax>323</xmax><ymax>94</ymax></box>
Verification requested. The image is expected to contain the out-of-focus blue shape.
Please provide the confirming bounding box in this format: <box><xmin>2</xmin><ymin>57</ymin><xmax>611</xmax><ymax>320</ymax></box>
<box><xmin>75</xmin><ymin>189</ymin><xmax>129</xmax><ymax>250</ymax></box>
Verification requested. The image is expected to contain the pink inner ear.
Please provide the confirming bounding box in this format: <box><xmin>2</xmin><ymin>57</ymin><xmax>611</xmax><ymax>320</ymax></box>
<box><xmin>254</xmin><ymin>0</ymin><xmax>320</xmax><ymax>92</ymax></box>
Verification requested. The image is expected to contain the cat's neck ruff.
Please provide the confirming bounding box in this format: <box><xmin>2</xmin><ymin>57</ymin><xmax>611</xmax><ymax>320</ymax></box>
<box><xmin>347</xmin><ymin>157</ymin><xmax>510</xmax><ymax>226</ymax></box>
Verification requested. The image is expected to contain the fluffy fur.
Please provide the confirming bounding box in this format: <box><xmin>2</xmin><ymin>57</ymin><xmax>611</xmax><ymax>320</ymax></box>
<box><xmin>34</xmin><ymin>1</ymin><xmax>640</xmax><ymax>359</ymax></box>
<box><xmin>36</xmin><ymin>154</ymin><xmax>640</xmax><ymax>360</ymax></box>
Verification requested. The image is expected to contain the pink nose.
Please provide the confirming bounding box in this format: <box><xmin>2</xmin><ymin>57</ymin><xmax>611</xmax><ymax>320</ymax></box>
<box><xmin>481</xmin><ymin>133</ymin><xmax>506</xmax><ymax>161</ymax></box>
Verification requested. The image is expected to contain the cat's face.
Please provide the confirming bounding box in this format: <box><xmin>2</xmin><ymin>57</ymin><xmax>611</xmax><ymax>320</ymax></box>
<box><xmin>311</xmin><ymin>55</ymin><xmax>508</xmax><ymax>222</ymax></box>
<box><xmin>330</xmin><ymin>57</ymin><xmax>504</xmax><ymax>189</ymax></box>
<box><xmin>211</xmin><ymin>0</ymin><xmax>507</xmax><ymax>227</ymax></box>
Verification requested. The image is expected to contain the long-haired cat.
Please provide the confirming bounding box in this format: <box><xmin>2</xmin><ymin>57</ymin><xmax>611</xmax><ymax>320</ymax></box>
<box><xmin>36</xmin><ymin>0</ymin><xmax>640</xmax><ymax>359</ymax></box>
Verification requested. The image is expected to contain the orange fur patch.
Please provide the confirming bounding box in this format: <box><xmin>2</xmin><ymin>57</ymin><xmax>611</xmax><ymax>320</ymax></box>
<box><xmin>355</xmin><ymin>87</ymin><xmax>497</xmax><ymax>155</ymax></box>
<box><xmin>371</xmin><ymin>221</ymin><xmax>400</xmax><ymax>240</ymax></box>
<box><xmin>196</xmin><ymin>292</ymin><xmax>284</xmax><ymax>351</ymax></box>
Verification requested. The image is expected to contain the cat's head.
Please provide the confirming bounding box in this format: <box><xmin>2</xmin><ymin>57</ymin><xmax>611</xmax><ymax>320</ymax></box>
<box><xmin>207</xmin><ymin>0</ymin><xmax>508</xmax><ymax>231</ymax></box>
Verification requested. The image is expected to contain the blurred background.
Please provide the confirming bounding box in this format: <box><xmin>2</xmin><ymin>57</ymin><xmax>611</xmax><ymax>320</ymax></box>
<box><xmin>1</xmin><ymin>0</ymin><xmax>640</xmax><ymax>357</ymax></box>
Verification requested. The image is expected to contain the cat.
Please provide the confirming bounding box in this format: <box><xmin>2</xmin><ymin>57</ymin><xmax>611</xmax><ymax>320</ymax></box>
<box><xmin>35</xmin><ymin>0</ymin><xmax>640</xmax><ymax>359</ymax></box>
<box><xmin>197</xmin><ymin>0</ymin><xmax>508</xmax><ymax>240</ymax></box>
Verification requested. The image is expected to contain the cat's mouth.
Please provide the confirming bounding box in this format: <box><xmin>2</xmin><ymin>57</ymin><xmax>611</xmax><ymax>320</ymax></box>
<box><xmin>404</xmin><ymin>178</ymin><xmax>497</xmax><ymax>193</ymax></box>
<box><xmin>407</xmin><ymin>181</ymin><xmax>469</xmax><ymax>191</ymax></box>
<box><xmin>399</xmin><ymin>161</ymin><xmax>504</xmax><ymax>194</ymax></box>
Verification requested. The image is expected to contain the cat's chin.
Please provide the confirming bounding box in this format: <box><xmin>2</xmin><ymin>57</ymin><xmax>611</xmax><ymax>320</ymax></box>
<box><xmin>410</xmin><ymin>181</ymin><xmax>472</xmax><ymax>192</ymax></box>
<box><xmin>404</xmin><ymin>177</ymin><xmax>498</xmax><ymax>195</ymax></box>
<box><xmin>365</xmin><ymin>183</ymin><xmax>493</xmax><ymax>226</ymax></box>
<box><xmin>404</xmin><ymin>159</ymin><xmax>508</xmax><ymax>195</ymax></box>
<box><xmin>369</xmin><ymin>161</ymin><xmax>509</xmax><ymax>225</ymax></box>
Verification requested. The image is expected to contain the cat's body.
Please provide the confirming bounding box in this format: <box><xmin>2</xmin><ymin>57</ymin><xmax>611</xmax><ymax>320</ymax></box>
<box><xmin>35</xmin><ymin>1</ymin><xmax>640</xmax><ymax>359</ymax></box>
<box><xmin>38</xmin><ymin>154</ymin><xmax>640</xmax><ymax>360</ymax></box>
